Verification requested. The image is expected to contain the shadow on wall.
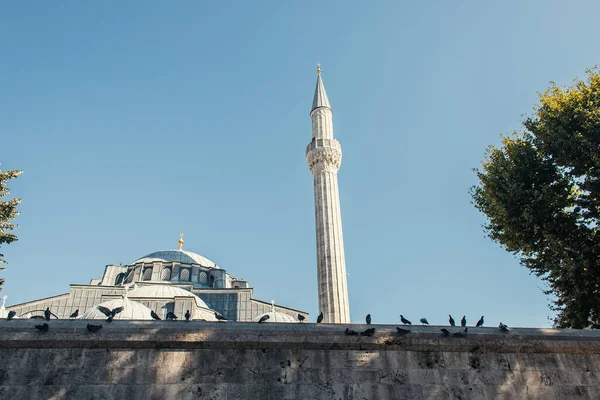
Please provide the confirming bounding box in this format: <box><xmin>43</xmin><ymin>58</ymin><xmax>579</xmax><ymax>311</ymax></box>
<box><xmin>1</xmin><ymin>322</ymin><xmax>599</xmax><ymax>399</ymax></box>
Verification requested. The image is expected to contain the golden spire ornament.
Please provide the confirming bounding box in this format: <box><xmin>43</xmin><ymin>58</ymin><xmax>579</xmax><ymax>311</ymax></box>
<box><xmin>178</xmin><ymin>233</ymin><xmax>184</xmax><ymax>250</ymax></box>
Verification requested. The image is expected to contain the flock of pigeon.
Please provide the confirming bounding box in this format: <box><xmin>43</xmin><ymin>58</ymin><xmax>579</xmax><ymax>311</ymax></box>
<box><xmin>5</xmin><ymin>306</ymin><xmax>510</xmax><ymax>337</ymax></box>
<box><xmin>338</xmin><ymin>313</ymin><xmax>511</xmax><ymax>338</ymax></box>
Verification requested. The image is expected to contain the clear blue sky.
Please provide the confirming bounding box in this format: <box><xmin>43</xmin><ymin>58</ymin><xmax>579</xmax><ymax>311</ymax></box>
<box><xmin>2</xmin><ymin>1</ymin><xmax>599</xmax><ymax>327</ymax></box>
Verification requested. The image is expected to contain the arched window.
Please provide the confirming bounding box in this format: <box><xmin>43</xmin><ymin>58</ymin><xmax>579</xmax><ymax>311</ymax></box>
<box><xmin>198</xmin><ymin>271</ymin><xmax>208</xmax><ymax>285</ymax></box>
<box><xmin>179</xmin><ymin>268</ymin><xmax>191</xmax><ymax>282</ymax></box>
<box><xmin>124</xmin><ymin>269</ymin><xmax>135</xmax><ymax>284</ymax></box>
<box><xmin>114</xmin><ymin>273</ymin><xmax>124</xmax><ymax>285</ymax></box>
<box><xmin>142</xmin><ymin>267</ymin><xmax>152</xmax><ymax>281</ymax></box>
<box><xmin>160</xmin><ymin>267</ymin><xmax>172</xmax><ymax>281</ymax></box>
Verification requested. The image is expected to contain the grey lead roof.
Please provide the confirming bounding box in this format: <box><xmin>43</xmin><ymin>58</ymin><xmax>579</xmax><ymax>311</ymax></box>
<box><xmin>311</xmin><ymin>74</ymin><xmax>331</xmax><ymax>112</ymax></box>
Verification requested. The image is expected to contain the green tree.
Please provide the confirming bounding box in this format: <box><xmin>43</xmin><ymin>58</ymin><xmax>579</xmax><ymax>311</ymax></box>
<box><xmin>471</xmin><ymin>68</ymin><xmax>600</xmax><ymax>329</ymax></box>
<box><xmin>0</xmin><ymin>167</ymin><xmax>22</xmax><ymax>289</ymax></box>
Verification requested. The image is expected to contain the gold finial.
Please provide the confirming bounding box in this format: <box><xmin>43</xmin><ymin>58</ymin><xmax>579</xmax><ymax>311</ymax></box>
<box><xmin>317</xmin><ymin>62</ymin><xmax>321</xmax><ymax>75</ymax></box>
<box><xmin>178</xmin><ymin>233</ymin><xmax>184</xmax><ymax>250</ymax></box>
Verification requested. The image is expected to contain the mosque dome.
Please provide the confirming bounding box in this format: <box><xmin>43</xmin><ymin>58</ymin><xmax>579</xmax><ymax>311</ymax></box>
<box><xmin>128</xmin><ymin>284</ymin><xmax>210</xmax><ymax>309</ymax></box>
<box><xmin>80</xmin><ymin>298</ymin><xmax>154</xmax><ymax>321</ymax></box>
<box><xmin>253</xmin><ymin>301</ymin><xmax>298</xmax><ymax>323</ymax></box>
<box><xmin>133</xmin><ymin>249</ymin><xmax>217</xmax><ymax>268</ymax></box>
<box><xmin>253</xmin><ymin>311</ymin><xmax>298</xmax><ymax>323</ymax></box>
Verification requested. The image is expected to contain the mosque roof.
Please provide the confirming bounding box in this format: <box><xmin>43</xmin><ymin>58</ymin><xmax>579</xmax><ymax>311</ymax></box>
<box><xmin>133</xmin><ymin>249</ymin><xmax>217</xmax><ymax>268</ymax></box>
<box><xmin>80</xmin><ymin>298</ymin><xmax>154</xmax><ymax>321</ymax></box>
<box><xmin>253</xmin><ymin>311</ymin><xmax>298</xmax><ymax>323</ymax></box>
<box><xmin>128</xmin><ymin>285</ymin><xmax>210</xmax><ymax>309</ymax></box>
<box><xmin>311</xmin><ymin>65</ymin><xmax>331</xmax><ymax>112</ymax></box>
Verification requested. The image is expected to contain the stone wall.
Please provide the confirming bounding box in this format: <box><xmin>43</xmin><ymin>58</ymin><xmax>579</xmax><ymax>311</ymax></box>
<box><xmin>0</xmin><ymin>321</ymin><xmax>599</xmax><ymax>399</ymax></box>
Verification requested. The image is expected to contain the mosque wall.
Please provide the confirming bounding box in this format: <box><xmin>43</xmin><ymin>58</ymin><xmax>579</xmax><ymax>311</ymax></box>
<box><xmin>0</xmin><ymin>321</ymin><xmax>599</xmax><ymax>400</ymax></box>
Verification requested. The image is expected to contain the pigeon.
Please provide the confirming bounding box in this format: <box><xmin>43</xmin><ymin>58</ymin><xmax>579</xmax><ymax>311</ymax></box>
<box><xmin>476</xmin><ymin>316</ymin><xmax>484</xmax><ymax>328</ymax></box>
<box><xmin>214</xmin><ymin>312</ymin><xmax>228</xmax><ymax>321</ymax></box>
<box><xmin>453</xmin><ymin>328</ymin><xmax>468</xmax><ymax>337</ymax></box>
<box><xmin>396</xmin><ymin>327</ymin><xmax>411</xmax><ymax>335</ymax></box>
<box><xmin>366</xmin><ymin>314</ymin><xmax>371</xmax><ymax>325</ymax></box>
<box><xmin>345</xmin><ymin>328</ymin><xmax>359</xmax><ymax>336</ymax></box>
<box><xmin>87</xmin><ymin>323</ymin><xmax>103</xmax><ymax>333</ymax></box>
<box><xmin>461</xmin><ymin>316</ymin><xmax>467</xmax><ymax>327</ymax></box>
<box><xmin>258</xmin><ymin>315</ymin><xmax>270</xmax><ymax>323</ymax></box>
<box><xmin>360</xmin><ymin>328</ymin><xmax>376</xmax><ymax>337</ymax></box>
<box><xmin>30</xmin><ymin>315</ymin><xmax>45</xmax><ymax>319</ymax></box>
<box><xmin>316</xmin><ymin>312</ymin><xmax>324</xmax><ymax>323</ymax></box>
<box><xmin>440</xmin><ymin>328</ymin><xmax>450</xmax><ymax>337</ymax></box>
<box><xmin>185</xmin><ymin>310</ymin><xmax>191</xmax><ymax>321</ymax></box>
<box><xmin>34</xmin><ymin>323</ymin><xmax>49</xmax><ymax>332</ymax></box>
<box><xmin>44</xmin><ymin>307</ymin><xmax>52</xmax><ymax>321</ymax></box>
<box><xmin>400</xmin><ymin>315</ymin><xmax>412</xmax><ymax>325</ymax></box>
<box><xmin>449</xmin><ymin>315</ymin><xmax>455</xmax><ymax>326</ymax></box>
<box><xmin>97</xmin><ymin>306</ymin><xmax>124</xmax><ymax>323</ymax></box>
<box><xmin>70</xmin><ymin>309</ymin><xmax>79</xmax><ymax>319</ymax></box>
<box><xmin>420</xmin><ymin>318</ymin><xmax>429</xmax><ymax>325</ymax></box>
<box><xmin>166</xmin><ymin>312</ymin><xmax>178</xmax><ymax>321</ymax></box>
<box><xmin>150</xmin><ymin>310</ymin><xmax>161</xmax><ymax>320</ymax></box>
<box><xmin>499</xmin><ymin>323</ymin><xmax>509</xmax><ymax>332</ymax></box>
<box><xmin>7</xmin><ymin>311</ymin><xmax>16</xmax><ymax>320</ymax></box>
<box><xmin>297</xmin><ymin>314</ymin><xmax>305</xmax><ymax>322</ymax></box>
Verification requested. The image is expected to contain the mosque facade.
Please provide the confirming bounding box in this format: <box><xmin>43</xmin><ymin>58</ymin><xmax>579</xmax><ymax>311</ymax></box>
<box><xmin>2</xmin><ymin>236</ymin><xmax>307</xmax><ymax>323</ymax></box>
<box><xmin>1</xmin><ymin>67</ymin><xmax>349</xmax><ymax>324</ymax></box>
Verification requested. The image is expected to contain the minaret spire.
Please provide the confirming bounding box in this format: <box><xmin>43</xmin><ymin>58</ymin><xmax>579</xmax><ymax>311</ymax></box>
<box><xmin>312</xmin><ymin>63</ymin><xmax>331</xmax><ymax>113</ymax></box>
<box><xmin>306</xmin><ymin>66</ymin><xmax>350</xmax><ymax>323</ymax></box>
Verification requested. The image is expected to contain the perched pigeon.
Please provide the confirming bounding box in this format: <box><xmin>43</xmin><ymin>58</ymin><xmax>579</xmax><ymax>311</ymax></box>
<box><xmin>150</xmin><ymin>310</ymin><xmax>161</xmax><ymax>320</ymax></box>
<box><xmin>396</xmin><ymin>327</ymin><xmax>411</xmax><ymax>335</ymax></box>
<box><xmin>366</xmin><ymin>314</ymin><xmax>371</xmax><ymax>325</ymax></box>
<box><xmin>420</xmin><ymin>318</ymin><xmax>429</xmax><ymax>325</ymax></box>
<box><xmin>476</xmin><ymin>316</ymin><xmax>484</xmax><ymax>328</ymax></box>
<box><xmin>214</xmin><ymin>312</ymin><xmax>228</xmax><ymax>321</ymax></box>
<box><xmin>316</xmin><ymin>312</ymin><xmax>324</xmax><ymax>323</ymax></box>
<box><xmin>461</xmin><ymin>316</ymin><xmax>467</xmax><ymax>327</ymax></box>
<box><xmin>166</xmin><ymin>312</ymin><xmax>178</xmax><ymax>321</ymax></box>
<box><xmin>449</xmin><ymin>315</ymin><xmax>455</xmax><ymax>326</ymax></box>
<box><xmin>360</xmin><ymin>328</ymin><xmax>376</xmax><ymax>337</ymax></box>
<box><xmin>44</xmin><ymin>307</ymin><xmax>52</xmax><ymax>321</ymax></box>
<box><xmin>70</xmin><ymin>309</ymin><xmax>79</xmax><ymax>319</ymax></box>
<box><xmin>258</xmin><ymin>315</ymin><xmax>270</xmax><ymax>323</ymax></box>
<box><xmin>34</xmin><ymin>323</ymin><xmax>49</xmax><ymax>332</ymax></box>
<box><xmin>453</xmin><ymin>328</ymin><xmax>468</xmax><ymax>337</ymax></box>
<box><xmin>7</xmin><ymin>311</ymin><xmax>16</xmax><ymax>320</ymax></box>
<box><xmin>297</xmin><ymin>314</ymin><xmax>305</xmax><ymax>322</ymax></box>
<box><xmin>87</xmin><ymin>323</ymin><xmax>103</xmax><ymax>333</ymax></box>
<box><xmin>345</xmin><ymin>328</ymin><xmax>359</xmax><ymax>336</ymax></box>
<box><xmin>97</xmin><ymin>306</ymin><xmax>124</xmax><ymax>323</ymax></box>
<box><xmin>185</xmin><ymin>310</ymin><xmax>191</xmax><ymax>321</ymax></box>
<box><xmin>499</xmin><ymin>323</ymin><xmax>509</xmax><ymax>332</ymax></box>
<box><xmin>440</xmin><ymin>328</ymin><xmax>450</xmax><ymax>337</ymax></box>
<box><xmin>400</xmin><ymin>315</ymin><xmax>412</xmax><ymax>325</ymax></box>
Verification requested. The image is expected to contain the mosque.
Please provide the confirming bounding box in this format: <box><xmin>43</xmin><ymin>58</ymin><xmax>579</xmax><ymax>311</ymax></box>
<box><xmin>1</xmin><ymin>66</ymin><xmax>350</xmax><ymax>324</ymax></box>
<box><xmin>0</xmin><ymin>235</ymin><xmax>306</xmax><ymax>323</ymax></box>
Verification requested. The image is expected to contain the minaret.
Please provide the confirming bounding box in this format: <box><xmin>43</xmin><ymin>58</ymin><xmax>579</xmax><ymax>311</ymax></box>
<box><xmin>306</xmin><ymin>64</ymin><xmax>350</xmax><ymax>323</ymax></box>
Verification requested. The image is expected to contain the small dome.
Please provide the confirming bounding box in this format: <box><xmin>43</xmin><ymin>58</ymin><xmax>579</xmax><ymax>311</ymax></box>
<box><xmin>133</xmin><ymin>249</ymin><xmax>217</xmax><ymax>268</ymax></box>
<box><xmin>253</xmin><ymin>311</ymin><xmax>298</xmax><ymax>323</ymax></box>
<box><xmin>80</xmin><ymin>298</ymin><xmax>154</xmax><ymax>321</ymax></box>
<box><xmin>128</xmin><ymin>285</ymin><xmax>209</xmax><ymax>309</ymax></box>
<box><xmin>193</xmin><ymin>308</ymin><xmax>219</xmax><ymax>321</ymax></box>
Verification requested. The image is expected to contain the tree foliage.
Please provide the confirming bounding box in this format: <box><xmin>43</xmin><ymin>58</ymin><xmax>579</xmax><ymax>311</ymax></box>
<box><xmin>471</xmin><ymin>68</ymin><xmax>600</xmax><ymax>329</ymax></box>
<box><xmin>0</xmin><ymin>167</ymin><xmax>22</xmax><ymax>289</ymax></box>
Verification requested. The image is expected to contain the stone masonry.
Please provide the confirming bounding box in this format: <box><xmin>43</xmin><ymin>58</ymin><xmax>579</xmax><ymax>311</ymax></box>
<box><xmin>1</xmin><ymin>321</ymin><xmax>600</xmax><ymax>399</ymax></box>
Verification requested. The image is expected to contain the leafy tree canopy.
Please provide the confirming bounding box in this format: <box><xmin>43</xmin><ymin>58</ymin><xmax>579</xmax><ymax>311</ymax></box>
<box><xmin>0</xmin><ymin>167</ymin><xmax>22</xmax><ymax>289</ymax></box>
<box><xmin>472</xmin><ymin>68</ymin><xmax>600</xmax><ymax>329</ymax></box>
